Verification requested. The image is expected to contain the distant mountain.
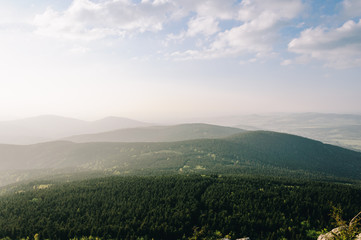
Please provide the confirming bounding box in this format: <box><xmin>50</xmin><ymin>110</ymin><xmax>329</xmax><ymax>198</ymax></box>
<box><xmin>1</xmin><ymin>131</ymin><xmax>361</xmax><ymax>187</ymax></box>
<box><xmin>87</xmin><ymin>116</ymin><xmax>150</xmax><ymax>133</ymax></box>
<box><xmin>0</xmin><ymin>115</ymin><xmax>149</xmax><ymax>145</ymax></box>
<box><xmin>64</xmin><ymin>123</ymin><xmax>245</xmax><ymax>143</ymax></box>
<box><xmin>205</xmin><ymin>113</ymin><xmax>361</xmax><ymax>127</ymax></box>
<box><xmin>202</xmin><ymin>112</ymin><xmax>361</xmax><ymax>151</ymax></box>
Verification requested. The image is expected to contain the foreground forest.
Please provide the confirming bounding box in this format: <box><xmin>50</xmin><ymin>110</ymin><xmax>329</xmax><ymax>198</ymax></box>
<box><xmin>0</xmin><ymin>175</ymin><xmax>361</xmax><ymax>240</ymax></box>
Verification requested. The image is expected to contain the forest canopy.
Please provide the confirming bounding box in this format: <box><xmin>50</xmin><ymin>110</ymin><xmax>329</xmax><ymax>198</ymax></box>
<box><xmin>0</xmin><ymin>175</ymin><xmax>360</xmax><ymax>240</ymax></box>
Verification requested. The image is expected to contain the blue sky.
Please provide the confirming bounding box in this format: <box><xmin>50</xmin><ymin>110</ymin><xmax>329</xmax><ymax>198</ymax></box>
<box><xmin>0</xmin><ymin>0</ymin><xmax>360</xmax><ymax>121</ymax></box>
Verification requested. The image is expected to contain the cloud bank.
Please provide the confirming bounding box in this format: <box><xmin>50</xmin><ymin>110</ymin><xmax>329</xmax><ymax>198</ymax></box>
<box><xmin>286</xmin><ymin>0</ymin><xmax>361</xmax><ymax>68</ymax></box>
<box><xmin>32</xmin><ymin>0</ymin><xmax>361</xmax><ymax>68</ymax></box>
<box><xmin>33</xmin><ymin>0</ymin><xmax>177</xmax><ymax>40</ymax></box>
<box><xmin>288</xmin><ymin>19</ymin><xmax>361</xmax><ymax>68</ymax></box>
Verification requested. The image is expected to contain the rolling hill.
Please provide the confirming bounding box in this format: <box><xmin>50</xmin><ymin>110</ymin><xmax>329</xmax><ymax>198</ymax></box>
<box><xmin>1</xmin><ymin>131</ymin><xmax>361</xmax><ymax>187</ymax></box>
<box><xmin>64</xmin><ymin>123</ymin><xmax>244</xmax><ymax>143</ymax></box>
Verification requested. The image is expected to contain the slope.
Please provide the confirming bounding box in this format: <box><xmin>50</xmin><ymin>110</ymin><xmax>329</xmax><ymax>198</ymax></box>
<box><xmin>1</xmin><ymin>131</ymin><xmax>361</xmax><ymax>187</ymax></box>
<box><xmin>64</xmin><ymin>123</ymin><xmax>244</xmax><ymax>143</ymax></box>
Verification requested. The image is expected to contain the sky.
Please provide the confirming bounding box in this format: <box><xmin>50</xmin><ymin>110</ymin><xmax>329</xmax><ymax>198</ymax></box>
<box><xmin>0</xmin><ymin>0</ymin><xmax>361</xmax><ymax>122</ymax></box>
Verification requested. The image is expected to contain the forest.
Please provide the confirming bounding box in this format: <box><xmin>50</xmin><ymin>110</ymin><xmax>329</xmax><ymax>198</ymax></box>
<box><xmin>0</xmin><ymin>174</ymin><xmax>360</xmax><ymax>240</ymax></box>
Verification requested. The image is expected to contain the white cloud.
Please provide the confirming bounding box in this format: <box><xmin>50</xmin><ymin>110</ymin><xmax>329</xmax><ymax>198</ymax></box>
<box><xmin>32</xmin><ymin>0</ymin><xmax>306</xmax><ymax>62</ymax></box>
<box><xmin>172</xmin><ymin>0</ymin><xmax>304</xmax><ymax>60</ymax></box>
<box><xmin>209</xmin><ymin>11</ymin><xmax>279</xmax><ymax>56</ymax></box>
<box><xmin>288</xmin><ymin>19</ymin><xmax>361</xmax><ymax>68</ymax></box>
<box><xmin>34</xmin><ymin>0</ymin><xmax>234</xmax><ymax>41</ymax></box>
<box><xmin>189</xmin><ymin>0</ymin><xmax>236</xmax><ymax>20</ymax></box>
<box><xmin>237</xmin><ymin>0</ymin><xmax>303</xmax><ymax>21</ymax></box>
<box><xmin>33</xmin><ymin>0</ymin><xmax>175</xmax><ymax>40</ymax></box>
<box><xmin>165</xmin><ymin>15</ymin><xmax>221</xmax><ymax>44</ymax></box>
<box><xmin>186</xmin><ymin>16</ymin><xmax>220</xmax><ymax>37</ymax></box>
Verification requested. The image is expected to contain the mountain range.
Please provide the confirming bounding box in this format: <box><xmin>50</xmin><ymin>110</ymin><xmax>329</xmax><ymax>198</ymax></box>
<box><xmin>2</xmin><ymin>113</ymin><xmax>361</xmax><ymax>151</ymax></box>
<box><xmin>0</xmin><ymin>115</ymin><xmax>149</xmax><ymax>144</ymax></box>
<box><xmin>64</xmin><ymin>123</ymin><xmax>244</xmax><ymax>143</ymax></box>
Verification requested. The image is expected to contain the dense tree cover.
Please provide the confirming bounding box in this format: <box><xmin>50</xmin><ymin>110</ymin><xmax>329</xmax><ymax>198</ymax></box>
<box><xmin>0</xmin><ymin>175</ymin><xmax>360</xmax><ymax>240</ymax></box>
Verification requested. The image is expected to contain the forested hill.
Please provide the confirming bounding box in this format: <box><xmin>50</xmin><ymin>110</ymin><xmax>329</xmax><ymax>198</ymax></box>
<box><xmin>1</xmin><ymin>175</ymin><xmax>361</xmax><ymax>240</ymax></box>
<box><xmin>224</xmin><ymin>131</ymin><xmax>361</xmax><ymax>177</ymax></box>
<box><xmin>63</xmin><ymin>123</ymin><xmax>244</xmax><ymax>143</ymax></box>
<box><xmin>1</xmin><ymin>131</ymin><xmax>361</xmax><ymax>186</ymax></box>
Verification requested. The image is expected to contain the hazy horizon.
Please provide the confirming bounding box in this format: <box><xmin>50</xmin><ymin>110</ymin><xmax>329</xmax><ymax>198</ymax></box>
<box><xmin>1</xmin><ymin>0</ymin><xmax>360</xmax><ymax>122</ymax></box>
<box><xmin>1</xmin><ymin>111</ymin><xmax>361</xmax><ymax>124</ymax></box>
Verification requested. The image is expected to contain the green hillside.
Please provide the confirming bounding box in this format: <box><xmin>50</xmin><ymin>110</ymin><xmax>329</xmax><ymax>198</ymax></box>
<box><xmin>0</xmin><ymin>175</ymin><xmax>360</xmax><ymax>240</ymax></box>
<box><xmin>64</xmin><ymin>123</ymin><xmax>244</xmax><ymax>143</ymax></box>
<box><xmin>1</xmin><ymin>131</ymin><xmax>361</xmax><ymax>187</ymax></box>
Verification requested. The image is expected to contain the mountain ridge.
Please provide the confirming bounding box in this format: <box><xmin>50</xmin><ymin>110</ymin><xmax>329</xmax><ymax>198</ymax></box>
<box><xmin>64</xmin><ymin>123</ymin><xmax>244</xmax><ymax>143</ymax></box>
<box><xmin>1</xmin><ymin>130</ymin><xmax>361</xmax><ymax>187</ymax></box>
